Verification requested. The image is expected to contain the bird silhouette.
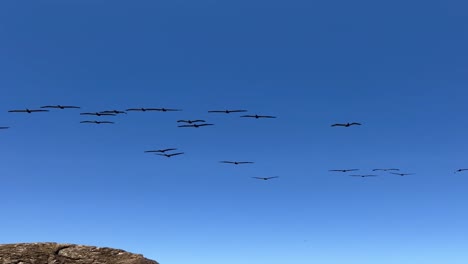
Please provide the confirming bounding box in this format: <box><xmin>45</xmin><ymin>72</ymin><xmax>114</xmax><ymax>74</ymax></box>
<box><xmin>454</xmin><ymin>169</ymin><xmax>468</xmax><ymax>173</ymax></box>
<box><xmin>177</xmin><ymin>120</ymin><xmax>206</xmax><ymax>124</ymax></box>
<box><xmin>41</xmin><ymin>105</ymin><xmax>80</xmax><ymax>109</ymax></box>
<box><xmin>390</xmin><ymin>172</ymin><xmax>414</xmax><ymax>176</ymax></box>
<box><xmin>252</xmin><ymin>176</ymin><xmax>279</xmax><ymax>180</ymax></box>
<box><xmin>329</xmin><ymin>169</ymin><xmax>359</xmax><ymax>172</ymax></box>
<box><xmin>350</xmin><ymin>174</ymin><xmax>378</xmax><ymax>177</ymax></box>
<box><xmin>80</xmin><ymin>112</ymin><xmax>116</xmax><ymax>116</ymax></box>
<box><xmin>126</xmin><ymin>108</ymin><xmax>160</xmax><ymax>112</ymax></box>
<box><xmin>241</xmin><ymin>114</ymin><xmax>276</xmax><ymax>119</ymax></box>
<box><xmin>157</xmin><ymin>152</ymin><xmax>184</xmax><ymax>157</ymax></box>
<box><xmin>8</xmin><ymin>109</ymin><xmax>49</xmax><ymax>113</ymax></box>
<box><xmin>100</xmin><ymin>110</ymin><xmax>127</xmax><ymax>114</ymax></box>
<box><xmin>178</xmin><ymin>123</ymin><xmax>214</xmax><ymax>128</ymax></box>
<box><xmin>220</xmin><ymin>161</ymin><xmax>254</xmax><ymax>165</ymax></box>
<box><xmin>80</xmin><ymin>121</ymin><xmax>114</xmax><ymax>124</ymax></box>
<box><xmin>0</xmin><ymin>127</ymin><xmax>9</xmax><ymax>129</ymax></box>
<box><xmin>145</xmin><ymin>148</ymin><xmax>177</xmax><ymax>153</ymax></box>
<box><xmin>208</xmin><ymin>109</ymin><xmax>247</xmax><ymax>114</ymax></box>
<box><xmin>331</xmin><ymin>122</ymin><xmax>362</xmax><ymax>127</ymax></box>
<box><xmin>372</xmin><ymin>168</ymin><xmax>400</xmax><ymax>171</ymax></box>
<box><xmin>154</xmin><ymin>108</ymin><xmax>182</xmax><ymax>112</ymax></box>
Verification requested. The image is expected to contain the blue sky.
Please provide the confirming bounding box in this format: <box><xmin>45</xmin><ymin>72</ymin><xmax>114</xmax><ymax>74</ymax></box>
<box><xmin>1</xmin><ymin>1</ymin><xmax>468</xmax><ymax>263</ymax></box>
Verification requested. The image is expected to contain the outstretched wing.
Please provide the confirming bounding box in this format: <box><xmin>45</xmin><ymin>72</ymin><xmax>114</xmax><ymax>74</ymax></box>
<box><xmin>169</xmin><ymin>152</ymin><xmax>184</xmax><ymax>156</ymax></box>
<box><xmin>237</xmin><ymin>161</ymin><xmax>254</xmax><ymax>164</ymax></box>
<box><xmin>30</xmin><ymin>109</ymin><xmax>49</xmax><ymax>112</ymax></box>
<box><xmin>198</xmin><ymin>124</ymin><xmax>214</xmax><ymax>126</ymax></box>
<box><xmin>350</xmin><ymin>122</ymin><xmax>362</xmax><ymax>126</ymax></box>
<box><xmin>265</xmin><ymin>176</ymin><xmax>279</xmax><ymax>179</ymax></box>
<box><xmin>331</xmin><ymin>123</ymin><xmax>346</xmax><ymax>127</ymax></box>
<box><xmin>240</xmin><ymin>115</ymin><xmax>255</xmax><ymax>118</ymax></box>
<box><xmin>258</xmin><ymin>115</ymin><xmax>276</xmax><ymax>118</ymax></box>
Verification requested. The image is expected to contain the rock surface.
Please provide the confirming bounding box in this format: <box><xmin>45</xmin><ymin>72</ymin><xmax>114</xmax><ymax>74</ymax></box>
<box><xmin>0</xmin><ymin>242</ymin><xmax>159</xmax><ymax>264</ymax></box>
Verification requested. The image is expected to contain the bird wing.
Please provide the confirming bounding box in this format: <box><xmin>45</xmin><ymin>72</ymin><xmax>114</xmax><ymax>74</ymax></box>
<box><xmin>258</xmin><ymin>115</ymin><xmax>276</xmax><ymax>118</ymax></box>
<box><xmin>266</xmin><ymin>176</ymin><xmax>279</xmax><ymax>179</ymax></box>
<box><xmin>30</xmin><ymin>109</ymin><xmax>49</xmax><ymax>112</ymax></box>
<box><xmin>237</xmin><ymin>161</ymin><xmax>254</xmax><ymax>164</ymax></box>
<box><xmin>229</xmin><ymin>110</ymin><xmax>247</xmax><ymax>113</ymax></box>
<box><xmin>40</xmin><ymin>106</ymin><xmax>58</xmax><ymax>108</ymax></box>
<box><xmin>125</xmin><ymin>108</ymin><xmax>142</xmax><ymax>111</ymax></box>
<box><xmin>0</xmin><ymin>127</ymin><xmax>9</xmax><ymax>129</ymax></box>
<box><xmin>198</xmin><ymin>124</ymin><xmax>214</xmax><ymax>126</ymax></box>
<box><xmin>350</xmin><ymin>122</ymin><xmax>362</xmax><ymax>126</ymax></box>
<box><xmin>208</xmin><ymin>110</ymin><xmax>224</xmax><ymax>113</ymax></box>
<box><xmin>220</xmin><ymin>161</ymin><xmax>235</xmax><ymax>164</ymax></box>
<box><xmin>170</xmin><ymin>152</ymin><xmax>184</xmax><ymax>156</ymax></box>
<box><xmin>192</xmin><ymin>120</ymin><xmax>206</xmax><ymax>122</ymax></box>
<box><xmin>240</xmin><ymin>115</ymin><xmax>255</xmax><ymax>118</ymax></box>
<box><xmin>331</xmin><ymin>123</ymin><xmax>346</xmax><ymax>127</ymax></box>
<box><xmin>164</xmin><ymin>108</ymin><xmax>182</xmax><ymax>111</ymax></box>
<box><xmin>177</xmin><ymin>120</ymin><xmax>189</xmax><ymax>123</ymax></box>
<box><xmin>8</xmin><ymin>110</ymin><xmax>27</xmax><ymax>112</ymax></box>
<box><xmin>252</xmin><ymin>177</ymin><xmax>264</xmax><ymax>179</ymax></box>
<box><xmin>178</xmin><ymin>125</ymin><xmax>194</xmax><ymax>127</ymax></box>
<box><xmin>80</xmin><ymin>121</ymin><xmax>93</xmax><ymax>123</ymax></box>
<box><xmin>100</xmin><ymin>121</ymin><xmax>114</xmax><ymax>124</ymax></box>
<box><xmin>161</xmin><ymin>148</ymin><xmax>177</xmax><ymax>152</ymax></box>
<box><xmin>63</xmin><ymin>106</ymin><xmax>80</xmax><ymax>108</ymax></box>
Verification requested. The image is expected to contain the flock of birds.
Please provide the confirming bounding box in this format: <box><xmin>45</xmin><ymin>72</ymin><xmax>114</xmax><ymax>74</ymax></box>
<box><xmin>2</xmin><ymin>105</ymin><xmax>468</xmax><ymax>179</ymax></box>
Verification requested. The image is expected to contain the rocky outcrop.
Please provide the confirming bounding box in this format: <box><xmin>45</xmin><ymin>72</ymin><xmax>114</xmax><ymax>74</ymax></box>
<box><xmin>0</xmin><ymin>242</ymin><xmax>159</xmax><ymax>264</ymax></box>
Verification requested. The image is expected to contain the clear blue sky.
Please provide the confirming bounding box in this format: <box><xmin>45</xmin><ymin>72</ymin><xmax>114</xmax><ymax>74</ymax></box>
<box><xmin>1</xmin><ymin>1</ymin><xmax>468</xmax><ymax>263</ymax></box>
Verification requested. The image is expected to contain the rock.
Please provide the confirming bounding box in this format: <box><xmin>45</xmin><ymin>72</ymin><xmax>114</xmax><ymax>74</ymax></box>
<box><xmin>0</xmin><ymin>242</ymin><xmax>159</xmax><ymax>264</ymax></box>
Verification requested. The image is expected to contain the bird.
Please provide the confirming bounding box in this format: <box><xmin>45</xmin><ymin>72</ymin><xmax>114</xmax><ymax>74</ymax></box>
<box><xmin>220</xmin><ymin>161</ymin><xmax>254</xmax><ymax>165</ymax></box>
<box><xmin>350</xmin><ymin>174</ymin><xmax>378</xmax><ymax>177</ymax></box>
<box><xmin>390</xmin><ymin>172</ymin><xmax>414</xmax><ymax>176</ymax></box>
<box><xmin>178</xmin><ymin>123</ymin><xmax>214</xmax><ymax>128</ymax></box>
<box><xmin>157</xmin><ymin>152</ymin><xmax>184</xmax><ymax>157</ymax></box>
<box><xmin>208</xmin><ymin>109</ymin><xmax>247</xmax><ymax>114</ymax></box>
<box><xmin>41</xmin><ymin>105</ymin><xmax>80</xmax><ymax>109</ymax></box>
<box><xmin>372</xmin><ymin>168</ymin><xmax>400</xmax><ymax>171</ymax></box>
<box><xmin>329</xmin><ymin>169</ymin><xmax>359</xmax><ymax>172</ymax></box>
<box><xmin>154</xmin><ymin>108</ymin><xmax>182</xmax><ymax>112</ymax></box>
<box><xmin>177</xmin><ymin>119</ymin><xmax>206</xmax><ymax>124</ymax></box>
<box><xmin>252</xmin><ymin>176</ymin><xmax>279</xmax><ymax>180</ymax></box>
<box><xmin>80</xmin><ymin>121</ymin><xmax>114</xmax><ymax>124</ymax></box>
<box><xmin>144</xmin><ymin>148</ymin><xmax>177</xmax><ymax>153</ymax></box>
<box><xmin>80</xmin><ymin>112</ymin><xmax>116</xmax><ymax>116</ymax></box>
<box><xmin>8</xmin><ymin>109</ymin><xmax>49</xmax><ymax>113</ymax></box>
<box><xmin>0</xmin><ymin>127</ymin><xmax>9</xmax><ymax>129</ymax></box>
<box><xmin>331</xmin><ymin>122</ymin><xmax>362</xmax><ymax>127</ymax></box>
<box><xmin>241</xmin><ymin>114</ymin><xmax>276</xmax><ymax>119</ymax></box>
<box><xmin>126</xmin><ymin>108</ymin><xmax>160</xmax><ymax>112</ymax></box>
<box><xmin>100</xmin><ymin>110</ymin><xmax>127</xmax><ymax>114</ymax></box>
<box><xmin>454</xmin><ymin>169</ymin><xmax>468</xmax><ymax>173</ymax></box>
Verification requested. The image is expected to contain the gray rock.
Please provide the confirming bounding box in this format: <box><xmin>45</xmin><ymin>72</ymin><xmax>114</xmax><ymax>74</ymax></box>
<box><xmin>0</xmin><ymin>242</ymin><xmax>159</xmax><ymax>264</ymax></box>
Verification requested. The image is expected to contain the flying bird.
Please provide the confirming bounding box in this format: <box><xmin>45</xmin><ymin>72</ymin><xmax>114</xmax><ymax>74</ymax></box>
<box><xmin>80</xmin><ymin>121</ymin><xmax>114</xmax><ymax>124</ymax></box>
<box><xmin>80</xmin><ymin>112</ymin><xmax>116</xmax><ymax>116</ymax></box>
<box><xmin>177</xmin><ymin>119</ymin><xmax>206</xmax><ymax>124</ymax></box>
<box><xmin>157</xmin><ymin>152</ymin><xmax>184</xmax><ymax>157</ymax></box>
<box><xmin>454</xmin><ymin>169</ymin><xmax>468</xmax><ymax>173</ymax></box>
<box><xmin>350</xmin><ymin>174</ymin><xmax>378</xmax><ymax>177</ymax></box>
<box><xmin>252</xmin><ymin>176</ymin><xmax>279</xmax><ymax>180</ymax></box>
<box><xmin>8</xmin><ymin>109</ymin><xmax>49</xmax><ymax>113</ymax></box>
<box><xmin>240</xmin><ymin>114</ymin><xmax>276</xmax><ymax>119</ymax></box>
<box><xmin>154</xmin><ymin>108</ymin><xmax>182</xmax><ymax>112</ymax></box>
<box><xmin>144</xmin><ymin>148</ymin><xmax>177</xmax><ymax>153</ymax></box>
<box><xmin>372</xmin><ymin>168</ymin><xmax>400</xmax><ymax>171</ymax></box>
<box><xmin>41</xmin><ymin>105</ymin><xmax>80</xmax><ymax>109</ymax></box>
<box><xmin>329</xmin><ymin>169</ymin><xmax>359</xmax><ymax>172</ymax></box>
<box><xmin>100</xmin><ymin>110</ymin><xmax>127</xmax><ymax>114</ymax></box>
<box><xmin>220</xmin><ymin>161</ymin><xmax>254</xmax><ymax>165</ymax></box>
<box><xmin>390</xmin><ymin>172</ymin><xmax>414</xmax><ymax>176</ymax></box>
<box><xmin>126</xmin><ymin>108</ymin><xmax>160</xmax><ymax>112</ymax></box>
<box><xmin>331</xmin><ymin>122</ymin><xmax>362</xmax><ymax>127</ymax></box>
<box><xmin>208</xmin><ymin>109</ymin><xmax>247</xmax><ymax>114</ymax></box>
<box><xmin>178</xmin><ymin>123</ymin><xmax>214</xmax><ymax>128</ymax></box>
